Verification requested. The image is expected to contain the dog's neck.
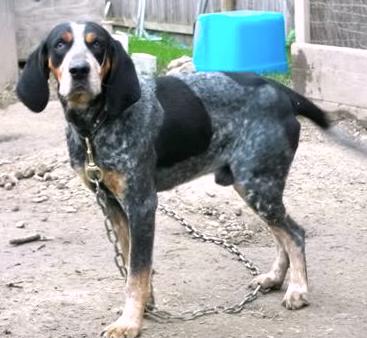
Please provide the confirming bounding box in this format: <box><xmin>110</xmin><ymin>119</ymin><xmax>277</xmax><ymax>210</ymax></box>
<box><xmin>60</xmin><ymin>94</ymin><xmax>107</xmax><ymax>138</ymax></box>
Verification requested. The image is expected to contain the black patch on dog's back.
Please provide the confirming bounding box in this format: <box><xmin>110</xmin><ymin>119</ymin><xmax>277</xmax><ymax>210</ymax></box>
<box><xmin>155</xmin><ymin>76</ymin><xmax>213</xmax><ymax>168</ymax></box>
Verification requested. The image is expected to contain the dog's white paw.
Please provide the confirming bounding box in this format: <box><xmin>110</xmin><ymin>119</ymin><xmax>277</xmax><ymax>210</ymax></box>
<box><xmin>249</xmin><ymin>272</ymin><xmax>284</xmax><ymax>292</ymax></box>
<box><xmin>101</xmin><ymin>318</ymin><xmax>142</xmax><ymax>338</ymax></box>
<box><xmin>281</xmin><ymin>283</ymin><xmax>309</xmax><ymax>310</ymax></box>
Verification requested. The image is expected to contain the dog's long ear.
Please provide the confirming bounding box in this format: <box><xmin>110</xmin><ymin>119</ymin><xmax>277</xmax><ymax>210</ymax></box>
<box><xmin>105</xmin><ymin>39</ymin><xmax>141</xmax><ymax>116</ymax></box>
<box><xmin>16</xmin><ymin>42</ymin><xmax>50</xmax><ymax>113</ymax></box>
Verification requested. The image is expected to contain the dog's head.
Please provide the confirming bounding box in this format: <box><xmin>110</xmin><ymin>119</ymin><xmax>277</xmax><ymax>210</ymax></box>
<box><xmin>17</xmin><ymin>22</ymin><xmax>140</xmax><ymax>116</ymax></box>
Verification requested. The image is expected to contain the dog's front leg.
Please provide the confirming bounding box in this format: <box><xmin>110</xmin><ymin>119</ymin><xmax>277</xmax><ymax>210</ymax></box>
<box><xmin>103</xmin><ymin>193</ymin><xmax>157</xmax><ymax>338</ymax></box>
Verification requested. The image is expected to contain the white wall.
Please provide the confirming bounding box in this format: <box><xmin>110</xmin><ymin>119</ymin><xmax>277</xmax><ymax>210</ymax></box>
<box><xmin>0</xmin><ymin>0</ymin><xmax>18</xmax><ymax>91</ymax></box>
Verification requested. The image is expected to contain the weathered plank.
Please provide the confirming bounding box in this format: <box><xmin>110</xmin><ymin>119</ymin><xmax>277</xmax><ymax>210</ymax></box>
<box><xmin>109</xmin><ymin>0</ymin><xmax>294</xmax><ymax>34</ymax></box>
<box><xmin>105</xmin><ymin>18</ymin><xmax>193</xmax><ymax>35</ymax></box>
<box><xmin>292</xmin><ymin>42</ymin><xmax>367</xmax><ymax>124</ymax></box>
<box><xmin>0</xmin><ymin>0</ymin><xmax>18</xmax><ymax>90</ymax></box>
<box><xmin>220</xmin><ymin>0</ymin><xmax>236</xmax><ymax>11</ymax></box>
<box><xmin>15</xmin><ymin>0</ymin><xmax>104</xmax><ymax>60</ymax></box>
<box><xmin>295</xmin><ymin>0</ymin><xmax>310</xmax><ymax>43</ymax></box>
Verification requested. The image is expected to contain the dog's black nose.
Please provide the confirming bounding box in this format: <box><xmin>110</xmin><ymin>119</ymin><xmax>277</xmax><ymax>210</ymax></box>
<box><xmin>69</xmin><ymin>62</ymin><xmax>90</xmax><ymax>79</ymax></box>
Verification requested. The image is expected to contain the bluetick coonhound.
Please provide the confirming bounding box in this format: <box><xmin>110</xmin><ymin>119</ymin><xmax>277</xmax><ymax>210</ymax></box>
<box><xmin>16</xmin><ymin>21</ymin><xmax>357</xmax><ymax>338</ymax></box>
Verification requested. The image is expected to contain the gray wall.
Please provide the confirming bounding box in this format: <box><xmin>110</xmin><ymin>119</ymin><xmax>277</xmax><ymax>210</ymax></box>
<box><xmin>0</xmin><ymin>0</ymin><xmax>18</xmax><ymax>91</ymax></box>
<box><xmin>15</xmin><ymin>0</ymin><xmax>104</xmax><ymax>60</ymax></box>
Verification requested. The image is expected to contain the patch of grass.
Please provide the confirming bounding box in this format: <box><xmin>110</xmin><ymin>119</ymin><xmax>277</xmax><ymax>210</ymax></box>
<box><xmin>265</xmin><ymin>55</ymin><xmax>292</xmax><ymax>87</ymax></box>
<box><xmin>265</xmin><ymin>30</ymin><xmax>295</xmax><ymax>87</ymax></box>
<box><xmin>128</xmin><ymin>35</ymin><xmax>192</xmax><ymax>73</ymax></box>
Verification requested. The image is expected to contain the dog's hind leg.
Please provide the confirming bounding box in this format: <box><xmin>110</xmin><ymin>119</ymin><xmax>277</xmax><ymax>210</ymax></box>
<box><xmin>231</xmin><ymin>132</ymin><xmax>308</xmax><ymax>309</ymax></box>
<box><xmin>233</xmin><ymin>173</ymin><xmax>308</xmax><ymax>309</ymax></box>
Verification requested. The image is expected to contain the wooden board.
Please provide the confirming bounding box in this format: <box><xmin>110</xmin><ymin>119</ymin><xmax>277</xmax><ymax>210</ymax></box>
<box><xmin>109</xmin><ymin>0</ymin><xmax>294</xmax><ymax>36</ymax></box>
<box><xmin>15</xmin><ymin>0</ymin><xmax>104</xmax><ymax>60</ymax></box>
<box><xmin>292</xmin><ymin>42</ymin><xmax>367</xmax><ymax>122</ymax></box>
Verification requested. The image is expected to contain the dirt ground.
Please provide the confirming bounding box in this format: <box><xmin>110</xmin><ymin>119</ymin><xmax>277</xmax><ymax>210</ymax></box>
<box><xmin>0</xmin><ymin>100</ymin><xmax>366</xmax><ymax>338</ymax></box>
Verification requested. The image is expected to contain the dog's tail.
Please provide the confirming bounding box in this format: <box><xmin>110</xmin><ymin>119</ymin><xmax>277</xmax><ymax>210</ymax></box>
<box><xmin>289</xmin><ymin>90</ymin><xmax>330</xmax><ymax>129</ymax></box>
<box><xmin>270</xmin><ymin>80</ymin><xmax>367</xmax><ymax>156</ymax></box>
<box><xmin>292</xmin><ymin>91</ymin><xmax>367</xmax><ymax>156</ymax></box>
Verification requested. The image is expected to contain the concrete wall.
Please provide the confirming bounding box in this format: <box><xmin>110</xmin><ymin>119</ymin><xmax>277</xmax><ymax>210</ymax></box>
<box><xmin>292</xmin><ymin>42</ymin><xmax>367</xmax><ymax>126</ymax></box>
<box><xmin>0</xmin><ymin>0</ymin><xmax>18</xmax><ymax>91</ymax></box>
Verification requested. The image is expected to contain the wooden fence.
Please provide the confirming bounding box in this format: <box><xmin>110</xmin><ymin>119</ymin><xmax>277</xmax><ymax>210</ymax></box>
<box><xmin>109</xmin><ymin>0</ymin><xmax>294</xmax><ymax>35</ymax></box>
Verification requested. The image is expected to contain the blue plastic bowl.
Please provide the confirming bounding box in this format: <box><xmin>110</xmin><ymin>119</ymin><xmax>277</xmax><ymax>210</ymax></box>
<box><xmin>193</xmin><ymin>11</ymin><xmax>288</xmax><ymax>73</ymax></box>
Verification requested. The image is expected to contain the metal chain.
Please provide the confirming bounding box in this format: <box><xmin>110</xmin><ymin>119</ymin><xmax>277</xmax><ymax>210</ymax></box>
<box><xmin>142</xmin><ymin>204</ymin><xmax>261</xmax><ymax>322</ymax></box>
<box><xmin>94</xmin><ymin>179</ymin><xmax>128</xmax><ymax>281</ymax></box>
<box><xmin>84</xmin><ymin>137</ymin><xmax>262</xmax><ymax>323</ymax></box>
<box><xmin>84</xmin><ymin>137</ymin><xmax>128</xmax><ymax>281</ymax></box>
<box><xmin>157</xmin><ymin>204</ymin><xmax>261</xmax><ymax>276</ymax></box>
<box><xmin>95</xmin><ymin>185</ymin><xmax>261</xmax><ymax>322</ymax></box>
<box><xmin>145</xmin><ymin>284</ymin><xmax>261</xmax><ymax>322</ymax></box>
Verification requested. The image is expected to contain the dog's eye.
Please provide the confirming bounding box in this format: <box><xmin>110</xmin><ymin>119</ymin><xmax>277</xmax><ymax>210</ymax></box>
<box><xmin>92</xmin><ymin>40</ymin><xmax>101</xmax><ymax>49</ymax></box>
<box><xmin>55</xmin><ymin>40</ymin><xmax>66</xmax><ymax>50</ymax></box>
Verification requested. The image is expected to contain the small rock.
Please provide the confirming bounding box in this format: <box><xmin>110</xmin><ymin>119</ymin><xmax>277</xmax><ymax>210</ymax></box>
<box><xmin>56</xmin><ymin>180</ymin><xmax>67</xmax><ymax>189</ymax></box>
<box><xmin>43</xmin><ymin>173</ymin><xmax>55</xmax><ymax>181</ymax></box>
<box><xmin>11</xmin><ymin>205</ymin><xmax>20</xmax><ymax>212</ymax></box>
<box><xmin>14</xmin><ymin>170</ymin><xmax>23</xmax><ymax>180</ymax></box>
<box><xmin>16</xmin><ymin>221</ymin><xmax>26</xmax><ymax>229</ymax></box>
<box><xmin>23</xmin><ymin>167</ymin><xmax>36</xmax><ymax>179</ymax></box>
<box><xmin>62</xmin><ymin>206</ymin><xmax>77</xmax><ymax>213</ymax></box>
<box><xmin>166</xmin><ymin>61</ymin><xmax>195</xmax><ymax>75</ymax></box>
<box><xmin>234</xmin><ymin>208</ymin><xmax>242</xmax><ymax>216</ymax></box>
<box><xmin>14</xmin><ymin>167</ymin><xmax>35</xmax><ymax>180</ymax></box>
<box><xmin>202</xmin><ymin>208</ymin><xmax>213</xmax><ymax>216</ymax></box>
<box><xmin>0</xmin><ymin>174</ymin><xmax>17</xmax><ymax>187</ymax></box>
<box><xmin>218</xmin><ymin>214</ymin><xmax>227</xmax><ymax>223</ymax></box>
<box><xmin>59</xmin><ymin>195</ymin><xmax>71</xmax><ymax>201</ymax></box>
<box><xmin>40</xmin><ymin>216</ymin><xmax>48</xmax><ymax>222</ymax></box>
<box><xmin>167</xmin><ymin>55</ymin><xmax>192</xmax><ymax>70</ymax></box>
<box><xmin>243</xmin><ymin>230</ymin><xmax>254</xmax><ymax>238</ymax></box>
<box><xmin>206</xmin><ymin>192</ymin><xmax>216</xmax><ymax>198</ymax></box>
<box><xmin>36</xmin><ymin>163</ymin><xmax>52</xmax><ymax>177</ymax></box>
<box><xmin>32</xmin><ymin>195</ymin><xmax>49</xmax><ymax>203</ymax></box>
<box><xmin>4</xmin><ymin>182</ymin><xmax>14</xmax><ymax>190</ymax></box>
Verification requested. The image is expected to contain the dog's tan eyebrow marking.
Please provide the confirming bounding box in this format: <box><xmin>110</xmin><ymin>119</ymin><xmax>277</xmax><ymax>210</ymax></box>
<box><xmin>85</xmin><ymin>32</ymin><xmax>97</xmax><ymax>44</ymax></box>
<box><xmin>62</xmin><ymin>31</ymin><xmax>73</xmax><ymax>43</ymax></box>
